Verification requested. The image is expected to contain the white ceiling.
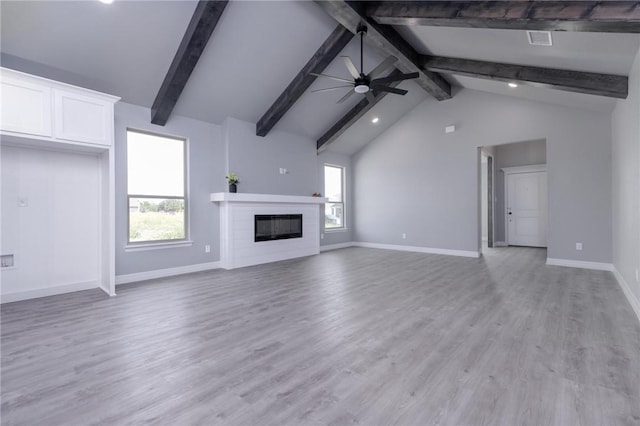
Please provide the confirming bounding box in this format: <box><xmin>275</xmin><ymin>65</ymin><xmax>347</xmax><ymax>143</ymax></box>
<box><xmin>1</xmin><ymin>1</ymin><xmax>639</xmax><ymax>155</ymax></box>
<box><xmin>1</xmin><ymin>0</ymin><xmax>195</xmax><ymax>108</ymax></box>
<box><xmin>397</xmin><ymin>25</ymin><xmax>640</xmax><ymax>113</ymax></box>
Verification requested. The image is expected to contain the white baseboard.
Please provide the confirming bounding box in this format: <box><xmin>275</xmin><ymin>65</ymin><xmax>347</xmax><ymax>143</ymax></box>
<box><xmin>1</xmin><ymin>281</ymin><xmax>98</xmax><ymax>304</ymax></box>
<box><xmin>494</xmin><ymin>241</ymin><xmax>508</xmax><ymax>247</ymax></box>
<box><xmin>116</xmin><ymin>261</ymin><xmax>221</xmax><ymax>285</ymax></box>
<box><xmin>612</xmin><ymin>267</ymin><xmax>640</xmax><ymax>323</ymax></box>
<box><xmin>320</xmin><ymin>242</ymin><xmax>354</xmax><ymax>252</ymax></box>
<box><xmin>546</xmin><ymin>258</ymin><xmax>614</xmax><ymax>271</ymax></box>
<box><xmin>353</xmin><ymin>242</ymin><xmax>480</xmax><ymax>258</ymax></box>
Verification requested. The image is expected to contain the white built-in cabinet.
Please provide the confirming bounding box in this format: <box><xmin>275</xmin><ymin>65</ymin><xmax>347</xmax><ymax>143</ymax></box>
<box><xmin>0</xmin><ymin>67</ymin><xmax>120</xmax><ymax>302</ymax></box>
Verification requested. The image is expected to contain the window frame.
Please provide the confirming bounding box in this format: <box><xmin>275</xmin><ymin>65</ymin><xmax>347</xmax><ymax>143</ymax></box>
<box><xmin>126</xmin><ymin>128</ymin><xmax>189</xmax><ymax>246</ymax></box>
<box><xmin>323</xmin><ymin>163</ymin><xmax>346</xmax><ymax>231</ymax></box>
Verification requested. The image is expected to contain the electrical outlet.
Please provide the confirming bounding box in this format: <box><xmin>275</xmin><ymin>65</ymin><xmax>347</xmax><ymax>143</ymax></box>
<box><xmin>402</xmin><ymin>233</ymin><xmax>406</xmax><ymax>239</ymax></box>
<box><xmin>205</xmin><ymin>245</ymin><xmax>210</xmax><ymax>253</ymax></box>
<box><xmin>320</xmin><ymin>233</ymin><xmax>324</xmax><ymax>240</ymax></box>
<box><xmin>575</xmin><ymin>242</ymin><xmax>582</xmax><ymax>251</ymax></box>
<box><xmin>1</xmin><ymin>254</ymin><xmax>14</xmax><ymax>268</ymax></box>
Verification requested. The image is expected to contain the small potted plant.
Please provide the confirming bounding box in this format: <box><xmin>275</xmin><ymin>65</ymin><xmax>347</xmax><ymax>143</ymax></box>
<box><xmin>226</xmin><ymin>172</ymin><xmax>239</xmax><ymax>193</ymax></box>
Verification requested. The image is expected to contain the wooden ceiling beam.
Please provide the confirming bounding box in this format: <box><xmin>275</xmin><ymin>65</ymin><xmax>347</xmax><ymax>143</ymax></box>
<box><xmin>151</xmin><ymin>1</ymin><xmax>228</xmax><ymax>126</ymax></box>
<box><xmin>317</xmin><ymin>69</ymin><xmax>403</xmax><ymax>152</ymax></box>
<box><xmin>314</xmin><ymin>0</ymin><xmax>451</xmax><ymax>100</ymax></box>
<box><xmin>421</xmin><ymin>55</ymin><xmax>628</xmax><ymax>99</ymax></box>
<box><xmin>256</xmin><ymin>25</ymin><xmax>354</xmax><ymax>137</ymax></box>
<box><xmin>366</xmin><ymin>1</ymin><xmax>640</xmax><ymax>33</ymax></box>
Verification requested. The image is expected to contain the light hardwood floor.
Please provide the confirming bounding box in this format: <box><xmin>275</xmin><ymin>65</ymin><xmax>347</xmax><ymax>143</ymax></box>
<box><xmin>2</xmin><ymin>247</ymin><xmax>639</xmax><ymax>425</ymax></box>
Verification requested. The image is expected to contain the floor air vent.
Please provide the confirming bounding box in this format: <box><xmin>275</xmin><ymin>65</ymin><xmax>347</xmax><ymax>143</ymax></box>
<box><xmin>527</xmin><ymin>30</ymin><xmax>553</xmax><ymax>46</ymax></box>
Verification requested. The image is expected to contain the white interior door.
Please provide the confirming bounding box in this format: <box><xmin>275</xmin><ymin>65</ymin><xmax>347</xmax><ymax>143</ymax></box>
<box><xmin>506</xmin><ymin>170</ymin><xmax>547</xmax><ymax>247</ymax></box>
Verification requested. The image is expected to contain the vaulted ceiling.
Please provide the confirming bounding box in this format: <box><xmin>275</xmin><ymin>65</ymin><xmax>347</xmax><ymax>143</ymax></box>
<box><xmin>2</xmin><ymin>1</ymin><xmax>639</xmax><ymax>155</ymax></box>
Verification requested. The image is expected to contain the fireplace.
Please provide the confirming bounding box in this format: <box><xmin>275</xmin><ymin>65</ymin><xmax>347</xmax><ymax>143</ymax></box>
<box><xmin>255</xmin><ymin>214</ymin><xmax>302</xmax><ymax>242</ymax></box>
<box><xmin>211</xmin><ymin>192</ymin><xmax>327</xmax><ymax>269</ymax></box>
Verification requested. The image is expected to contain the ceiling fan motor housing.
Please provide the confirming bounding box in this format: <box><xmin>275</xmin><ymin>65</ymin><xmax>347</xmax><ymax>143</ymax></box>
<box><xmin>354</xmin><ymin>76</ymin><xmax>370</xmax><ymax>93</ymax></box>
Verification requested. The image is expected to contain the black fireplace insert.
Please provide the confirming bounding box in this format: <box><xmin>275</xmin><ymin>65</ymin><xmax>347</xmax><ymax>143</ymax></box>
<box><xmin>254</xmin><ymin>214</ymin><xmax>303</xmax><ymax>242</ymax></box>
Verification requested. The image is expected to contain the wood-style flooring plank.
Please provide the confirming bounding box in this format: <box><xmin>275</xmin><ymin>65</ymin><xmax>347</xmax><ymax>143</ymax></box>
<box><xmin>1</xmin><ymin>246</ymin><xmax>639</xmax><ymax>425</ymax></box>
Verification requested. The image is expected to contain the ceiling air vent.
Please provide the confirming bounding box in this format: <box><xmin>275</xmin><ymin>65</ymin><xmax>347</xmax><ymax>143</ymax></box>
<box><xmin>527</xmin><ymin>30</ymin><xmax>553</xmax><ymax>46</ymax></box>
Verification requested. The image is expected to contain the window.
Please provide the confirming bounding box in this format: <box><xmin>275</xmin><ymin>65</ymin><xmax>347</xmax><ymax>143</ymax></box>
<box><xmin>324</xmin><ymin>164</ymin><xmax>345</xmax><ymax>229</ymax></box>
<box><xmin>127</xmin><ymin>129</ymin><xmax>186</xmax><ymax>244</ymax></box>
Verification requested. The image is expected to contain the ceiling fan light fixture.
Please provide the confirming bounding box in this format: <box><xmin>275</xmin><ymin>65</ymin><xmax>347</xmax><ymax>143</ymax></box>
<box><xmin>354</xmin><ymin>84</ymin><xmax>369</xmax><ymax>94</ymax></box>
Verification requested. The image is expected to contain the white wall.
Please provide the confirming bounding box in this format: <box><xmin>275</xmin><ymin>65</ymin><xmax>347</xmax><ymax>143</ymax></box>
<box><xmin>612</xmin><ymin>45</ymin><xmax>640</xmax><ymax>316</ymax></box>
<box><xmin>1</xmin><ymin>146</ymin><xmax>100</xmax><ymax>300</ymax></box>
<box><xmin>353</xmin><ymin>88</ymin><xmax>612</xmax><ymax>263</ymax></box>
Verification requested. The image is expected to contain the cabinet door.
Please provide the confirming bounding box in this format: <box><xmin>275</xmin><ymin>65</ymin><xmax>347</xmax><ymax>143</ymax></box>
<box><xmin>0</xmin><ymin>75</ymin><xmax>53</xmax><ymax>137</ymax></box>
<box><xmin>54</xmin><ymin>89</ymin><xmax>113</xmax><ymax>146</ymax></box>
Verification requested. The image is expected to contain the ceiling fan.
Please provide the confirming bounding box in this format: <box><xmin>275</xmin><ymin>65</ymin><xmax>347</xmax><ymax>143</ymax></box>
<box><xmin>311</xmin><ymin>24</ymin><xmax>419</xmax><ymax>104</ymax></box>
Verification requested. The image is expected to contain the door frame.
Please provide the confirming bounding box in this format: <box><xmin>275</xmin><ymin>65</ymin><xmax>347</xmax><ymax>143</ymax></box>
<box><xmin>503</xmin><ymin>164</ymin><xmax>547</xmax><ymax>246</ymax></box>
<box><xmin>478</xmin><ymin>149</ymin><xmax>495</xmax><ymax>254</ymax></box>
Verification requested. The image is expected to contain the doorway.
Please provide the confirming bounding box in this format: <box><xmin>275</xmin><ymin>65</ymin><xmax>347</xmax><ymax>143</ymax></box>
<box><xmin>480</xmin><ymin>151</ymin><xmax>494</xmax><ymax>250</ymax></box>
<box><xmin>479</xmin><ymin>139</ymin><xmax>547</xmax><ymax>250</ymax></box>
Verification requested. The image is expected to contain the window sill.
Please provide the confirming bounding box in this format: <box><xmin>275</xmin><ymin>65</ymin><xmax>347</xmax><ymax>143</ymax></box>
<box><xmin>324</xmin><ymin>227</ymin><xmax>349</xmax><ymax>233</ymax></box>
<box><xmin>124</xmin><ymin>240</ymin><xmax>194</xmax><ymax>252</ymax></box>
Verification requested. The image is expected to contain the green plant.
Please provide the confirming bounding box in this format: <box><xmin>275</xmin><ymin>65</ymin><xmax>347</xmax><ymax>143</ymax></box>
<box><xmin>226</xmin><ymin>172</ymin><xmax>239</xmax><ymax>185</ymax></box>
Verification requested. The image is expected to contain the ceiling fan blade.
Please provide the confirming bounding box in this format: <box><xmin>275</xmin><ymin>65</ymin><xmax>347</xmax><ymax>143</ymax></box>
<box><xmin>336</xmin><ymin>89</ymin><xmax>356</xmax><ymax>104</ymax></box>
<box><xmin>371</xmin><ymin>72</ymin><xmax>419</xmax><ymax>86</ymax></box>
<box><xmin>310</xmin><ymin>72</ymin><xmax>353</xmax><ymax>84</ymax></box>
<box><xmin>365</xmin><ymin>91</ymin><xmax>376</xmax><ymax>104</ymax></box>
<box><xmin>342</xmin><ymin>56</ymin><xmax>360</xmax><ymax>79</ymax></box>
<box><xmin>374</xmin><ymin>86</ymin><xmax>408</xmax><ymax>96</ymax></box>
<box><xmin>311</xmin><ymin>86</ymin><xmax>353</xmax><ymax>93</ymax></box>
<box><xmin>367</xmin><ymin>56</ymin><xmax>397</xmax><ymax>79</ymax></box>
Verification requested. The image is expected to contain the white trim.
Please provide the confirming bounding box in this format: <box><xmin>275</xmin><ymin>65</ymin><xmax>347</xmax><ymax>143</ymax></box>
<box><xmin>116</xmin><ymin>261</ymin><xmax>221</xmax><ymax>285</ymax></box>
<box><xmin>494</xmin><ymin>241</ymin><xmax>508</xmax><ymax>247</ymax></box>
<box><xmin>124</xmin><ymin>240</ymin><xmax>194</xmax><ymax>252</ymax></box>
<box><xmin>545</xmin><ymin>258</ymin><xmax>614</xmax><ymax>271</ymax></box>
<box><xmin>612</xmin><ymin>267</ymin><xmax>640</xmax><ymax>323</ymax></box>
<box><xmin>354</xmin><ymin>242</ymin><xmax>480</xmax><ymax>258</ymax></box>
<box><xmin>324</xmin><ymin>227</ymin><xmax>349</xmax><ymax>233</ymax></box>
<box><xmin>320</xmin><ymin>242</ymin><xmax>354</xmax><ymax>252</ymax></box>
<box><xmin>211</xmin><ymin>192</ymin><xmax>328</xmax><ymax>204</ymax></box>
<box><xmin>1</xmin><ymin>281</ymin><xmax>99</xmax><ymax>304</ymax></box>
<box><xmin>501</xmin><ymin>164</ymin><xmax>546</xmax><ymax>174</ymax></box>
<box><xmin>2</xmin><ymin>67</ymin><xmax>120</xmax><ymax>103</ymax></box>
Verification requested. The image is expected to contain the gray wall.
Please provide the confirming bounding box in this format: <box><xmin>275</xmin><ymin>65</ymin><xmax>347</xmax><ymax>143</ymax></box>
<box><xmin>493</xmin><ymin>139</ymin><xmax>547</xmax><ymax>242</ymax></box>
<box><xmin>115</xmin><ymin>102</ymin><xmax>224</xmax><ymax>276</ymax></box>
<box><xmin>115</xmin><ymin>110</ymin><xmax>343</xmax><ymax>276</ymax></box>
<box><xmin>221</xmin><ymin>117</ymin><xmax>353</xmax><ymax>247</ymax></box>
<box><xmin>224</xmin><ymin>117</ymin><xmax>318</xmax><ymax>196</ymax></box>
<box><xmin>318</xmin><ymin>150</ymin><xmax>353</xmax><ymax>246</ymax></box>
<box><xmin>352</xmin><ymin>88</ymin><xmax>612</xmax><ymax>263</ymax></box>
<box><xmin>612</xmin><ymin>45</ymin><xmax>640</xmax><ymax>308</ymax></box>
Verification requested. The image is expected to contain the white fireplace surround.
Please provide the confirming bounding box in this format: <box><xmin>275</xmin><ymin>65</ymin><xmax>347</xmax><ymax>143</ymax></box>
<box><xmin>211</xmin><ymin>193</ymin><xmax>328</xmax><ymax>269</ymax></box>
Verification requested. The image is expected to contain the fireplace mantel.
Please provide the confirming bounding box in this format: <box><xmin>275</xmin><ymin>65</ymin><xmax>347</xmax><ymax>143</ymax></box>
<box><xmin>211</xmin><ymin>193</ymin><xmax>327</xmax><ymax>269</ymax></box>
<box><xmin>210</xmin><ymin>192</ymin><xmax>328</xmax><ymax>204</ymax></box>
